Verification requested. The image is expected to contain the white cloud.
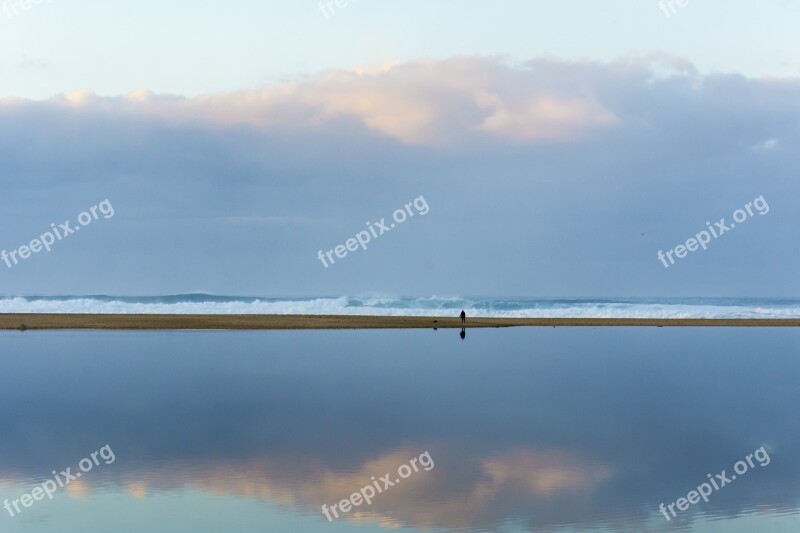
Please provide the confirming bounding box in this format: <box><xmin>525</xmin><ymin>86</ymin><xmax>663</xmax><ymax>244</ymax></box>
<box><xmin>753</xmin><ymin>138</ymin><xmax>780</xmax><ymax>151</ymax></box>
<box><xmin>16</xmin><ymin>57</ymin><xmax>623</xmax><ymax>146</ymax></box>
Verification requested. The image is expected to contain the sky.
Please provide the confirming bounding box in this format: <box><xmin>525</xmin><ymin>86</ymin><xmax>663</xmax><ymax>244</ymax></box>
<box><xmin>0</xmin><ymin>0</ymin><xmax>798</xmax><ymax>297</ymax></box>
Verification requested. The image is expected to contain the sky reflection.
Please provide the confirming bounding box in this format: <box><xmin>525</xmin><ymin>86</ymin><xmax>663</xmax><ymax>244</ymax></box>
<box><xmin>0</xmin><ymin>328</ymin><xmax>798</xmax><ymax>532</ymax></box>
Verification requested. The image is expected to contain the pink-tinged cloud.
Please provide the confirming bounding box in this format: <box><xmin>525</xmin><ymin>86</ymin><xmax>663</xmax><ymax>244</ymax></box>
<box><xmin>0</xmin><ymin>447</ymin><xmax>614</xmax><ymax>530</ymax></box>
<box><xmin>2</xmin><ymin>57</ymin><xmax>619</xmax><ymax>146</ymax></box>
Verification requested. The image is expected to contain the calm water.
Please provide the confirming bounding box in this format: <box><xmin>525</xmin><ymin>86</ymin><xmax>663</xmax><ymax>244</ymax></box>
<box><xmin>0</xmin><ymin>328</ymin><xmax>798</xmax><ymax>532</ymax></box>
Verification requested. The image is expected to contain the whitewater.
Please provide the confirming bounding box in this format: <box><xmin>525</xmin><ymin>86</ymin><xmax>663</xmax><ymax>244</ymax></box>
<box><xmin>0</xmin><ymin>295</ymin><xmax>798</xmax><ymax>319</ymax></box>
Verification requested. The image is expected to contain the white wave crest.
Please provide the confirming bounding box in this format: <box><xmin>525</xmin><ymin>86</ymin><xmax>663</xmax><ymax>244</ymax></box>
<box><xmin>0</xmin><ymin>296</ymin><xmax>799</xmax><ymax>318</ymax></box>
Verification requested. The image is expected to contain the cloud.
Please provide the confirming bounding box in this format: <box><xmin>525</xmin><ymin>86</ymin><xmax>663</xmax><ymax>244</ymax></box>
<box><xmin>479</xmin><ymin>449</ymin><xmax>613</xmax><ymax>496</ymax></box>
<box><xmin>16</xmin><ymin>58</ymin><xmax>52</xmax><ymax>71</ymax></box>
<box><xmin>753</xmin><ymin>137</ymin><xmax>780</xmax><ymax>151</ymax></box>
<box><xmin>3</xmin><ymin>55</ymin><xmax>798</xmax><ymax>152</ymax></box>
<box><xmin>0</xmin><ymin>55</ymin><xmax>799</xmax><ymax>296</ymax></box>
<box><xmin>1</xmin><ymin>57</ymin><xmax>622</xmax><ymax>146</ymax></box>
<box><xmin>0</xmin><ymin>447</ymin><xmax>613</xmax><ymax>531</ymax></box>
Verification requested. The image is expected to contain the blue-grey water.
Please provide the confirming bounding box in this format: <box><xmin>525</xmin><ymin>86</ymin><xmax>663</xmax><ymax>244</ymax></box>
<box><xmin>1</xmin><ymin>328</ymin><xmax>798</xmax><ymax>532</ymax></box>
<box><xmin>2</xmin><ymin>294</ymin><xmax>800</xmax><ymax>318</ymax></box>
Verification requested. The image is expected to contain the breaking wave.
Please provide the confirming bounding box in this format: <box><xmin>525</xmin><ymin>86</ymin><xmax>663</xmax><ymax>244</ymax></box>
<box><xmin>0</xmin><ymin>294</ymin><xmax>799</xmax><ymax>318</ymax></box>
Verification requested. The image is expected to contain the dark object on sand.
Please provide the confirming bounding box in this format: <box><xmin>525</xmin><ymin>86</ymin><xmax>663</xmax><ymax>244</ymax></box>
<box><xmin>460</xmin><ymin>310</ymin><xmax>466</xmax><ymax>323</ymax></box>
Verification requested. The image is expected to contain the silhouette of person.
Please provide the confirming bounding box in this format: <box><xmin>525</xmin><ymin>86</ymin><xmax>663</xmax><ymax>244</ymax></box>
<box><xmin>460</xmin><ymin>328</ymin><xmax>466</xmax><ymax>340</ymax></box>
<box><xmin>460</xmin><ymin>310</ymin><xmax>466</xmax><ymax>323</ymax></box>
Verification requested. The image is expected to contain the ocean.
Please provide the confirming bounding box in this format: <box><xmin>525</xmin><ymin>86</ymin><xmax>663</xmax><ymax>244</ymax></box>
<box><xmin>1</xmin><ymin>294</ymin><xmax>799</xmax><ymax>318</ymax></box>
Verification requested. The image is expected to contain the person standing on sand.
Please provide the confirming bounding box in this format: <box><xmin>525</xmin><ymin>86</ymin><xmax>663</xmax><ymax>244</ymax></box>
<box><xmin>460</xmin><ymin>310</ymin><xmax>466</xmax><ymax>323</ymax></box>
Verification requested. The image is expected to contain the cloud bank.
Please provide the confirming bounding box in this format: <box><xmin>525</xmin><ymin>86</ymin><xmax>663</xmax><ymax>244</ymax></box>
<box><xmin>2</xmin><ymin>56</ymin><xmax>673</xmax><ymax>146</ymax></box>
<box><xmin>0</xmin><ymin>55</ymin><xmax>798</xmax><ymax>297</ymax></box>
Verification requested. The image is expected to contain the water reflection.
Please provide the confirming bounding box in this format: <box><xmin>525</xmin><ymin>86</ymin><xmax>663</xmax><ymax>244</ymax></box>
<box><xmin>0</xmin><ymin>328</ymin><xmax>798</xmax><ymax>532</ymax></box>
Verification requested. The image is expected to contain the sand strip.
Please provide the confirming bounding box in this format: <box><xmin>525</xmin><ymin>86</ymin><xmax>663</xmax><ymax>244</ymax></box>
<box><xmin>1</xmin><ymin>314</ymin><xmax>799</xmax><ymax>330</ymax></box>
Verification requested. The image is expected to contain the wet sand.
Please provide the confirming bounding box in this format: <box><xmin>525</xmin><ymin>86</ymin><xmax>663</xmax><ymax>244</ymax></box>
<box><xmin>1</xmin><ymin>314</ymin><xmax>799</xmax><ymax>330</ymax></box>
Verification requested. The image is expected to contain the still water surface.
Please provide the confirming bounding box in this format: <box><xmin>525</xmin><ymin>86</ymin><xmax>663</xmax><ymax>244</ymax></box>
<box><xmin>1</xmin><ymin>328</ymin><xmax>798</xmax><ymax>532</ymax></box>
